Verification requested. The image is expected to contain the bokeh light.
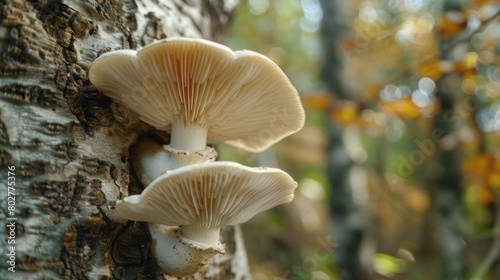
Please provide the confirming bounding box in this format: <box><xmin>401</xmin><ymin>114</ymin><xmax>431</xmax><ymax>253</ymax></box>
<box><xmin>227</xmin><ymin>0</ymin><xmax>500</xmax><ymax>278</ymax></box>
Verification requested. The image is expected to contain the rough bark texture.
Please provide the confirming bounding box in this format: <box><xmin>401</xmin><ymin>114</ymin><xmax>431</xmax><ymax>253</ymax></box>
<box><xmin>0</xmin><ymin>0</ymin><xmax>249</xmax><ymax>279</ymax></box>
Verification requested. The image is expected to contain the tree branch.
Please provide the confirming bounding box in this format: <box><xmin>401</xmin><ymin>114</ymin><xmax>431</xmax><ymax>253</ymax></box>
<box><xmin>471</xmin><ymin>194</ymin><xmax>500</xmax><ymax>280</ymax></box>
<box><xmin>442</xmin><ymin>9</ymin><xmax>500</xmax><ymax>54</ymax></box>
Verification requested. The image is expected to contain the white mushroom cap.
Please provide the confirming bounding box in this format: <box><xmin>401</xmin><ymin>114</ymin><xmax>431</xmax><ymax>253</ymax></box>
<box><xmin>88</xmin><ymin>38</ymin><xmax>305</xmax><ymax>152</ymax></box>
<box><xmin>116</xmin><ymin>161</ymin><xmax>297</xmax><ymax>245</ymax></box>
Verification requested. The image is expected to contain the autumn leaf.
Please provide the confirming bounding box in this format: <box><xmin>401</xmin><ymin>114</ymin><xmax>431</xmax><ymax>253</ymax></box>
<box><xmin>404</xmin><ymin>188</ymin><xmax>429</xmax><ymax>213</ymax></box>
<box><xmin>366</xmin><ymin>84</ymin><xmax>384</xmax><ymax>102</ymax></box>
<box><xmin>471</xmin><ymin>0</ymin><xmax>495</xmax><ymax>8</ymax></box>
<box><xmin>462</xmin><ymin>153</ymin><xmax>490</xmax><ymax>176</ymax></box>
<box><xmin>438</xmin><ymin>11</ymin><xmax>468</xmax><ymax>38</ymax></box>
<box><xmin>379</xmin><ymin>97</ymin><xmax>422</xmax><ymax>120</ymax></box>
<box><xmin>303</xmin><ymin>93</ymin><xmax>331</xmax><ymax>111</ymax></box>
<box><xmin>489</xmin><ymin>156</ymin><xmax>500</xmax><ymax>189</ymax></box>
<box><xmin>417</xmin><ymin>59</ymin><xmax>454</xmax><ymax>81</ymax></box>
<box><xmin>478</xmin><ymin>185</ymin><xmax>494</xmax><ymax>205</ymax></box>
<box><xmin>454</xmin><ymin>52</ymin><xmax>478</xmax><ymax>76</ymax></box>
<box><xmin>463</xmin><ymin>153</ymin><xmax>500</xmax><ymax>190</ymax></box>
<box><xmin>330</xmin><ymin>100</ymin><xmax>359</xmax><ymax>125</ymax></box>
<box><xmin>487</xmin><ymin>173</ymin><xmax>500</xmax><ymax>189</ymax></box>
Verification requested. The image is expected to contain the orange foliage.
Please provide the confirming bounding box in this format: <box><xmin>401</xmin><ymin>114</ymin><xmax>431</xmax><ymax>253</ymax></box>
<box><xmin>404</xmin><ymin>188</ymin><xmax>430</xmax><ymax>213</ymax></box>
<box><xmin>438</xmin><ymin>11</ymin><xmax>468</xmax><ymax>38</ymax></box>
<box><xmin>489</xmin><ymin>158</ymin><xmax>500</xmax><ymax>189</ymax></box>
<box><xmin>303</xmin><ymin>93</ymin><xmax>331</xmax><ymax>111</ymax></box>
<box><xmin>487</xmin><ymin>173</ymin><xmax>500</xmax><ymax>190</ymax></box>
<box><xmin>463</xmin><ymin>153</ymin><xmax>500</xmax><ymax>192</ymax></box>
<box><xmin>462</xmin><ymin>153</ymin><xmax>491</xmax><ymax>176</ymax></box>
<box><xmin>417</xmin><ymin>54</ymin><xmax>477</xmax><ymax>82</ymax></box>
<box><xmin>471</xmin><ymin>0</ymin><xmax>496</xmax><ymax>8</ymax></box>
<box><xmin>329</xmin><ymin>100</ymin><xmax>359</xmax><ymax>125</ymax></box>
<box><xmin>417</xmin><ymin>59</ymin><xmax>454</xmax><ymax>81</ymax></box>
<box><xmin>478</xmin><ymin>185</ymin><xmax>494</xmax><ymax>205</ymax></box>
<box><xmin>378</xmin><ymin>97</ymin><xmax>422</xmax><ymax>120</ymax></box>
<box><xmin>454</xmin><ymin>52</ymin><xmax>478</xmax><ymax>76</ymax></box>
<box><xmin>366</xmin><ymin>84</ymin><xmax>384</xmax><ymax>102</ymax></box>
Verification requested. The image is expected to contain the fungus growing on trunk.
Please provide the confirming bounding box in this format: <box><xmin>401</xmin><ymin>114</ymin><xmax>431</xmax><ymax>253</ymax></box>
<box><xmin>89</xmin><ymin>38</ymin><xmax>305</xmax><ymax>179</ymax></box>
<box><xmin>115</xmin><ymin>161</ymin><xmax>297</xmax><ymax>276</ymax></box>
<box><xmin>90</xmin><ymin>38</ymin><xmax>304</xmax><ymax>276</ymax></box>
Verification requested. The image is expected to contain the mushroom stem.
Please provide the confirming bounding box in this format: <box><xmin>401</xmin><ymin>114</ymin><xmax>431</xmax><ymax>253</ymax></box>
<box><xmin>170</xmin><ymin>123</ymin><xmax>208</xmax><ymax>151</ymax></box>
<box><xmin>149</xmin><ymin>224</ymin><xmax>225</xmax><ymax>277</ymax></box>
<box><xmin>182</xmin><ymin>225</ymin><xmax>221</xmax><ymax>246</ymax></box>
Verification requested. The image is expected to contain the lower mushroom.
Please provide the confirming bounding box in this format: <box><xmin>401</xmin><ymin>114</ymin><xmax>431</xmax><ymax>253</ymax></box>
<box><xmin>116</xmin><ymin>161</ymin><xmax>297</xmax><ymax>277</ymax></box>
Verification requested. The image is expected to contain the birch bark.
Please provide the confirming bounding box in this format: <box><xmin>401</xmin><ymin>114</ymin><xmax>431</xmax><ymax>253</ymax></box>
<box><xmin>0</xmin><ymin>1</ymin><xmax>249</xmax><ymax>279</ymax></box>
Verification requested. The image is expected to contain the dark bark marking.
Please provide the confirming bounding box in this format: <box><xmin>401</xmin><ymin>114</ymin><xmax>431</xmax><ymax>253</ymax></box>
<box><xmin>110</xmin><ymin>222</ymin><xmax>156</xmax><ymax>280</ymax></box>
<box><xmin>59</xmin><ymin>212</ymin><xmax>111</xmax><ymax>278</ymax></box>
<box><xmin>121</xmin><ymin>0</ymin><xmax>138</xmax><ymax>32</ymax></box>
<box><xmin>78</xmin><ymin>81</ymin><xmax>114</xmax><ymax>135</ymax></box>
<box><xmin>141</xmin><ymin>12</ymin><xmax>166</xmax><ymax>45</ymax></box>
<box><xmin>201</xmin><ymin>0</ymin><xmax>235</xmax><ymax>43</ymax></box>
<box><xmin>41</xmin><ymin>121</ymin><xmax>72</xmax><ymax>135</ymax></box>
<box><xmin>122</xmin><ymin>32</ymin><xmax>136</xmax><ymax>49</ymax></box>
<box><xmin>110</xmin><ymin>163</ymin><xmax>119</xmax><ymax>182</ymax></box>
<box><xmin>0</xmin><ymin>148</ymin><xmax>13</xmax><ymax>167</ymax></box>
<box><xmin>0</xmin><ymin>5</ymin><xmax>57</xmax><ymax>76</ymax></box>
<box><xmin>34</xmin><ymin>1</ymin><xmax>119</xmax><ymax>136</ymax></box>
<box><xmin>18</xmin><ymin>160</ymin><xmax>63</xmax><ymax>177</ymax></box>
<box><xmin>112</xmin><ymin>223</ymin><xmax>151</xmax><ymax>266</ymax></box>
<box><xmin>19</xmin><ymin>255</ymin><xmax>42</xmax><ymax>272</ymax></box>
<box><xmin>19</xmin><ymin>206</ymin><xmax>34</xmax><ymax>218</ymax></box>
<box><xmin>100</xmin><ymin>0</ymin><xmax>127</xmax><ymax>29</ymax></box>
<box><xmin>88</xmin><ymin>189</ymin><xmax>106</xmax><ymax>206</ymax></box>
<box><xmin>30</xmin><ymin>178</ymin><xmax>77</xmax><ymax>221</ymax></box>
<box><xmin>86</xmin><ymin>179</ymin><xmax>106</xmax><ymax>206</ymax></box>
<box><xmin>82</xmin><ymin>157</ymin><xmax>113</xmax><ymax>175</ymax></box>
<box><xmin>0</xmin><ymin>116</ymin><xmax>9</xmax><ymax>144</ymax></box>
<box><xmin>69</xmin><ymin>12</ymin><xmax>93</xmax><ymax>39</ymax></box>
<box><xmin>0</xmin><ymin>83</ymin><xmax>59</xmax><ymax>107</ymax></box>
<box><xmin>52</xmin><ymin>139</ymin><xmax>78</xmax><ymax>159</ymax></box>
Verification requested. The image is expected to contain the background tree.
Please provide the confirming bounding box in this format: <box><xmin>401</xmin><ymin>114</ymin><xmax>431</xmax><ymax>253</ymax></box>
<box><xmin>0</xmin><ymin>0</ymin><xmax>250</xmax><ymax>279</ymax></box>
<box><xmin>314</xmin><ymin>0</ymin><xmax>500</xmax><ymax>279</ymax></box>
<box><xmin>319</xmin><ymin>0</ymin><xmax>369</xmax><ymax>279</ymax></box>
<box><xmin>228</xmin><ymin>0</ymin><xmax>500</xmax><ymax>279</ymax></box>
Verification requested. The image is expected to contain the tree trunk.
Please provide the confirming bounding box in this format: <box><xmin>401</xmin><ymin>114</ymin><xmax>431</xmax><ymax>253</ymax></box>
<box><xmin>0</xmin><ymin>0</ymin><xmax>249</xmax><ymax>279</ymax></box>
<box><xmin>431</xmin><ymin>0</ymin><xmax>467</xmax><ymax>278</ymax></box>
<box><xmin>319</xmin><ymin>1</ymin><xmax>369</xmax><ymax>279</ymax></box>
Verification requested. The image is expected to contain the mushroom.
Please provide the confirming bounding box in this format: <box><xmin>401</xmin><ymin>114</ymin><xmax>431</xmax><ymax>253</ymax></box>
<box><xmin>88</xmin><ymin>38</ymin><xmax>305</xmax><ymax>176</ymax></box>
<box><xmin>115</xmin><ymin>161</ymin><xmax>297</xmax><ymax>276</ymax></box>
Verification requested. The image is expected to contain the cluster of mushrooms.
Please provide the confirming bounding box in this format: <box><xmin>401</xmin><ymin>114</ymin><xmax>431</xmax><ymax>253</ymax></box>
<box><xmin>89</xmin><ymin>38</ymin><xmax>305</xmax><ymax>276</ymax></box>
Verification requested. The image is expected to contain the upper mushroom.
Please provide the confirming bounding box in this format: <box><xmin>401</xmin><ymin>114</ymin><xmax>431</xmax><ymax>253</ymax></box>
<box><xmin>88</xmin><ymin>38</ymin><xmax>305</xmax><ymax>153</ymax></box>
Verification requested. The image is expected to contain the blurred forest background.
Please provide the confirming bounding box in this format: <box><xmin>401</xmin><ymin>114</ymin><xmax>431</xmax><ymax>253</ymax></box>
<box><xmin>220</xmin><ymin>0</ymin><xmax>500</xmax><ymax>279</ymax></box>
